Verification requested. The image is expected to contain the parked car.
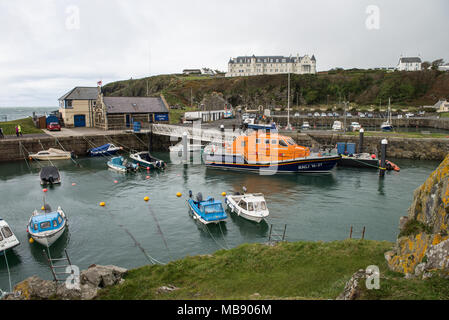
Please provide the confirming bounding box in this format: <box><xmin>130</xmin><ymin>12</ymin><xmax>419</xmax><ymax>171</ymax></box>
<box><xmin>327</xmin><ymin>113</ymin><xmax>333</xmax><ymax>117</ymax></box>
<box><xmin>294</xmin><ymin>112</ymin><xmax>300</xmax><ymax>117</ymax></box>
<box><xmin>349</xmin><ymin>122</ymin><xmax>362</xmax><ymax>131</ymax></box>
<box><xmin>321</xmin><ymin>112</ymin><xmax>327</xmax><ymax>117</ymax></box>
<box><xmin>313</xmin><ymin>112</ymin><xmax>320</xmax><ymax>117</ymax></box>
<box><xmin>307</xmin><ymin>113</ymin><xmax>313</xmax><ymax>117</ymax></box>
<box><xmin>418</xmin><ymin>111</ymin><xmax>425</xmax><ymax>116</ymax></box>
<box><xmin>346</xmin><ymin>113</ymin><xmax>352</xmax><ymax>118</ymax></box>
<box><xmin>47</xmin><ymin>122</ymin><xmax>61</xmax><ymax>131</ymax></box>
<box><xmin>367</xmin><ymin>113</ymin><xmax>373</xmax><ymax>118</ymax></box>
<box><xmin>397</xmin><ymin>114</ymin><xmax>403</xmax><ymax>119</ymax></box>
<box><xmin>405</xmin><ymin>113</ymin><xmax>414</xmax><ymax>118</ymax></box>
<box><xmin>333</xmin><ymin>112</ymin><xmax>340</xmax><ymax>117</ymax></box>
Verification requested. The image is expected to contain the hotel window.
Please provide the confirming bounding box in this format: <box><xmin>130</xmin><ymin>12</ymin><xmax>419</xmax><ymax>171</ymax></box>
<box><xmin>256</xmin><ymin>139</ymin><xmax>261</xmax><ymax>144</ymax></box>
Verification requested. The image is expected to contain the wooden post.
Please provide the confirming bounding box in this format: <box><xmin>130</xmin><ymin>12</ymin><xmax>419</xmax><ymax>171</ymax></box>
<box><xmin>349</xmin><ymin>226</ymin><xmax>353</xmax><ymax>239</ymax></box>
<box><xmin>282</xmin><ymin>224</ymin><xmax>287</xmax><ymax>241</ymax></box>
<box><xmin>362</xmin><ymin>226</ymin><xmax>366</xmax><ymax>240</ymax></box>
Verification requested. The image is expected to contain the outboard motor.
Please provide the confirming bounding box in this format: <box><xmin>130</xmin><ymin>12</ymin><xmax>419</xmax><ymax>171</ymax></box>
<box><xmin>188</xmin><ymin>190</ymin><xmax>193</xmax><ymax>198</ymax></box>
<box><xmin>48</xmin><ymin>176</ymin><xmax>54</xmax><ymax>184</ymax></box>
<box><xmin>43</xmin><ymin>203</ymin><xmax>52</xmax><ymax>213</ymax></box>
<box><xmin>196</xmin><ymin>192</ymin><xmax>203</xmax><ymax>202</ymax></box>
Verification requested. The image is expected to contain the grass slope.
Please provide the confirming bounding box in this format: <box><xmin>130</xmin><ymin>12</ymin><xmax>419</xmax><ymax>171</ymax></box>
<box><xmin>98</xmin><ymin>240</ymin><xmax>395</xmax><ymax>300</ymax></box>
<box><xmin>0</xmin><ymin>117</ymin><xmax>43</xmax><ymax>135</ymax></box>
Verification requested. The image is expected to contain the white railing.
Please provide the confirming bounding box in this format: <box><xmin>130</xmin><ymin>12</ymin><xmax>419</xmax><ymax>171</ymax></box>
<box><xmin>151</xmin><ymin>124</ymin><xmax>241</xmax><ymax>143</ymax></box>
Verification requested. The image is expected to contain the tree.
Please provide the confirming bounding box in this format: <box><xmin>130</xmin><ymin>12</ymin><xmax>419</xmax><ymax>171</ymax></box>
<box><xmin>421</xmin><ymin>61</ymin><xmax>431</xmax><ymax>70</ymax></box>
<box><xmin>431</xmin><ymin>59</ymin><xmax>445</xmax><ymax>70</ymax></box>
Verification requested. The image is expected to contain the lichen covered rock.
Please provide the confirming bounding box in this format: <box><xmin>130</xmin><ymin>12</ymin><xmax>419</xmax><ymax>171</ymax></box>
<box><xmin>386</xmin><ymin>154</ymin><xmax>449</xmax><ymax>277</ymax></box>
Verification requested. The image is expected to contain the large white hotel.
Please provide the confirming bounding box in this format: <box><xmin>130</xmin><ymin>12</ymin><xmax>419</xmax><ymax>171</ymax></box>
<box><xmin>225</xmin><ymin>54</ymin><xmax>317</xmax><ymax>77</ymax></box>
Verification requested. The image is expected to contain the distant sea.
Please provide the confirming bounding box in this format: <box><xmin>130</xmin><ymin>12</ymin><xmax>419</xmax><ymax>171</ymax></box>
<box><xmin>0</xmin><ymin>106</ymin><xmax>57</xmax><ymax>122</ymax></box>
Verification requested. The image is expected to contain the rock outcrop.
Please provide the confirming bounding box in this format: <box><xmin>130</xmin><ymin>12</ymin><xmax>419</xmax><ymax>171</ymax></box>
<box><xmin>2</xmin><ymin>264</ymin><xmax>127</xmax><ymax>300</ymax></box>
<box><xmin>385</xmin><ymin>154</ymin><xmax>449</xmax><ymax>278</ymax></box>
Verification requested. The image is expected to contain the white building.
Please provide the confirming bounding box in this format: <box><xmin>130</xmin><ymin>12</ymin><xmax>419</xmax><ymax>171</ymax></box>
<box><xmin>396</xmin><ymin>57</ymin><xmax>422</xmax><ymax>71</ymax></box>
<box><xmin>225</xmin><ymin>54</ymin><xmax>316</xmax><ymax>77</ymax></box>
<box><xmin>435</xmin><ymin>99</ymin><xmax>449</xmax><ymax>113</ymax></box>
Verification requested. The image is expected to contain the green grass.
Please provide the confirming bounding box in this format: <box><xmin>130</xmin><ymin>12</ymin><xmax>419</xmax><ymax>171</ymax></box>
<box><xmin>439</xmin><ymin>112</ymin><xmax>449</xmax><ymax>118</ymax></box>
<box><xmin>398</xmin><ymin>219</ymin><xmax>433</xmax><ymax>238</ymax></box>
<box><xmin>344</xmin><ymin>131</ymin><xmax>449</xmax><ymax>139</ymax></box>
<box><xmin>97</xmin><ymin>240</ymin><xmax>449</xmax><ymax>300</ymax></box>
<box><xmin>0</xmin><ymin>117</ymin><xmax>43</xmax><ymax>135</ymax></box>
<box><xmin>97</xmin><ymin>240</ymin><xmax>395</xmax><ymax>300</ymax></box>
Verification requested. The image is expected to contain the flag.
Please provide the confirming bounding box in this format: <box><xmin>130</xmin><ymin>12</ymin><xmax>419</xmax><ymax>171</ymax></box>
<box><xmin>97</xmin><ymin>80</ymin><xmax>102</xmax><ymax>86</ymax></box>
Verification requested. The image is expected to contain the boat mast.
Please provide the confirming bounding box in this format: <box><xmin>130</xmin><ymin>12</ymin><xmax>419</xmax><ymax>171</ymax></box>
<box><xmin>287</xmin><ymin>73</ymin><xmax>291</xmax><ymax>129</ymax></box>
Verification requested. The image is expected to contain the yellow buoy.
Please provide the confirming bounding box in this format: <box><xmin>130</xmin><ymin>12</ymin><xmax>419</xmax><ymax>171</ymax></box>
<box><xmin>144</xmin><ymin>196</ymin><xmax>149</xmax><ymax>201</ymax></box>
<box><xmin>100</xmin><ymin>202</ymin><xmax>105</xmax><ymax>207</ymax></box>
<box><xmin>29</xmin><ymin>238</ymin><xmax>34</xmax><ymax>244</ymax></box>
<box><xmin>221</xmin><ymin>192</ymin><xmax>227</xmax><ymax>196</ymax></box>
<box><xmin>176</xmin><ymin>192</ymin><xmax>182</xmax><ymax>197</ymax></box>
<box><xmin>41</xmin><ymin>206</ymin><xmax>45</xmax><ymax>210</ymax></box>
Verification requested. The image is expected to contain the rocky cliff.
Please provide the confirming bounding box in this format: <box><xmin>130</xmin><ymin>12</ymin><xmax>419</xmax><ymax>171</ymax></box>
<box><xmin>385</xmin><ymin>154</ymin><xmax>449</xmax><ymax>278</ymax></box>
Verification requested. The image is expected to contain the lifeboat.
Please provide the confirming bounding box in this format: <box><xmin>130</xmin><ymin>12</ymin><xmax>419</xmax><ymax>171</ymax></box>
<box><xmin>205</xmin><ymin>131</ymin><xmax>340</xmax><ymax>174</ymax></box>
<box><xmin>385</xmin><ymin>160</ymin><xmax>400</xmax><ymax>172</ymax></box>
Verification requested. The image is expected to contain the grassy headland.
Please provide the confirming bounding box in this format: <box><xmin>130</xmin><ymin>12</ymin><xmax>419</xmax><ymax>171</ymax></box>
<box><xmin>102</xmin><ymin>70</ymin><xmax>449</xmax><ymax>111</ymax></box>
<box><xmin>0</xmin><ymin>117</ymin><xmax>43</xmax><ymax>135</ymax></box>
<box><xmin>96</xmin><ymin>240</ymin><xmax>449</xmax><ymax>300</ymax></box>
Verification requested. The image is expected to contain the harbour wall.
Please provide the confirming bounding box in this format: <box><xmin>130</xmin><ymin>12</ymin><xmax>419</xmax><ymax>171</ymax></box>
<box><xmin>0</xmin><ymin>133</ymin><xmax>172</xmax><ymax>162</ymax></box>
<box><xmin>272</xmin><ymin>116</ymin><xmax>449</xmax><ymax>130</ymax></box>
<box><xmin>283</xmin><ymin>132</ymin><xmax>449</xmax><ymax>161</ymax></box>
<box><xmin>0</xmin><ymin>130</ymin><xmax>447</xmax><ymax>162</ymax></box>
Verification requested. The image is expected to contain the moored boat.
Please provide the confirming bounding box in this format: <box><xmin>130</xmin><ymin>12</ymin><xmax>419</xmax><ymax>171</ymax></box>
<box><xmin>205</xmin><ymin>131</ymin><xmax>340</xmax><ymax>174</ymax></box>
<box><xmin>0</xmin><ymin>218</ymin><xmax>20</xmax><ymax>254</ymax></box>
<box><xmin>39</xmin><ymin>166</ymin><xmax>61</xmax><ymax>185</ymax></box>
<box><xmin>301</xmin><ymin>121</ymin><xmax>311</xmax><ymax>130</ymax></box>
<box><xmin>332</xmin><ymin>121</ymin><xmax>342</xmax><ymax>131</ymax></box>
<box><xmin>107</xmin><ymin>156</ymin><xmax>138</xmax><ymax>173</ymax></box>
<box><xmin>224</xmin><ymin>189</ymin><xmax>269</xmax><ymax>223</ymax></box>
<box><xmin>29</xmin><ymin>148</ymin><xmax>72</xmax><ymax>161</ymax></box>
<box><xmin>130</xmin><ymin>151</ymin><xmax>166</xmax><ymax>170</ymax></box>
<box><xmin>187</xmin><ymin>191</ymin><xmax>227</xmax><ymax>224</ymax></box>
<box><xmin>27</xmin><ymin>205</ymin><xmax>68</xmax><ymax>246</ymax></box>
<box><xmin>88</xmin><ymin>143</ymin><xmax>122</xmax><ymax>157</ymax></box>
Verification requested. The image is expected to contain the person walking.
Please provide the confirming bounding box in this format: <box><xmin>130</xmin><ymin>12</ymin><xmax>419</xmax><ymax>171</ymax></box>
<box><xmin>18</xmin><ymin>125</ymin><xmax>22</xmax><ymax>136</ymax></box>
<box><xmin>15</xmin><ymin>125</ymin><xmax>19</xmax><ymax>137</ymax></box>
<box><xmin>0</xmin><ymin>127</ymin><xmax>4</xmax><ymax>139</ymax></box>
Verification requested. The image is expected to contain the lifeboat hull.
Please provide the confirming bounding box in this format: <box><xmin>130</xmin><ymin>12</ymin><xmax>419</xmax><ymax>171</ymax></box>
<box><xmin>206</xmin><ymin>154</ymin><xmax>340</xmax><ymax>174</ymax></box>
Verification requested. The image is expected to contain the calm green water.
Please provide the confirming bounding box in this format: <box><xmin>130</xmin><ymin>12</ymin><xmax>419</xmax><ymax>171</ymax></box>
<box><xmin>0</xmin><ymin>154</ymin><xmax>440</xmax><ymax>290</ymax></box>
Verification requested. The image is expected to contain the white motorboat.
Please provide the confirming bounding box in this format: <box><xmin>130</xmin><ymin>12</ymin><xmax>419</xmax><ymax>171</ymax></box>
<box><xmin>130</xmin><ymin>151</ymin><xmax>166</xmax><ymax>170</ymax></box>
<box><xmin>169</xmin><ymin>141</ymin><xmax>203</xmax><ymax>153</ymax></box>
<box><xmin>332</xmin><ymin>121</ymin><xmax>343</xmax><ymax>131</ymax></box>
<box><xmin>29</xmin><ymin>148</ymin><xmax>72</xmax><ymax>161</ymax></box>
<box><xmin>0</xmin><ymin>219</ymin><xmax>20</xmax><ymax>254</ymax></box>
<box><xmin>224</xmin><ymin>189</ymin><xmax>269</xmax><ymax>223</ymax></box>
<box><xmin>27</xmin><ymin>205</ymin><xmax>68</xmax><ymax>246</ymax></box>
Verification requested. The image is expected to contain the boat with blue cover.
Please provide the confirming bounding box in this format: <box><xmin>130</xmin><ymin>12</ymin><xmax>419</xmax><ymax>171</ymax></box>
<box><xmin>107</xmin><ymin>156</ymin><xmax>138</xmax><ymax>173</ymax></box>
<box><xmin>88</xmin><ymin>143</ymin><xmax>122</xmax><ymax>157</ymax></box>
<box><xmin>0</xmin><ymin>218</ymin><xmax>20</xmax><ymax>254</ymax></box>
<box><xmin>187</xmin><ymin>191</ymin><xmax>227</xmax><ymax>224</ymax></box>
<box><xmin>27</xmin><ymin>205</ymin><xmax>68</xmax><ymax>246</ymax></box>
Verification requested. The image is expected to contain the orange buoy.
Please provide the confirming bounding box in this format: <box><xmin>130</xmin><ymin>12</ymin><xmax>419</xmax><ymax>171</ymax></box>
<box><xmin>144</xmin><ymin>196</ymin><xmax>149</xmax><ymax>201</ymax></box>
<box><xmin>72</xmin><ymin>183</ymin><xmax>76</xmax><ymax>186</ymax></box>
<box><xmin>43</xmin><ymin>188</ymin><xmax>48</xmax><ymax>192</ymax></box>
<box><xmin>114</xmin><ymin>180</ymin><xmax>118</xmax><ymax>184</ymax></box>
<box><xmin>100</xmin><ymin>202</ymin><xmax>105</xmax><ymax>206</ymax></box>
<box><xmin>176</xmin><ymin>192</ymin><xmax>182</xmax><ymax>197</ymax></box>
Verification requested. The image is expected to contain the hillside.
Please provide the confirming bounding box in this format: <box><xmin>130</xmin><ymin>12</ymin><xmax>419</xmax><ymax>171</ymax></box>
<box><xmin>102</xmin><ymin>70</ymin><xmax>449</xmax><ymax>109</ymax></box>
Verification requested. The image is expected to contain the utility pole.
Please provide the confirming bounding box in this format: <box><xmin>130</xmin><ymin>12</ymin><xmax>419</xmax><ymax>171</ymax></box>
<box><xmin>287</xmin><ymin>73</ymin><xmax>291</xmax><ymax>130</ymax></box>
<box><xmin>190</xmin><ymin>88</ymin><xmax>193</xmax><ymax>108</ymax></box>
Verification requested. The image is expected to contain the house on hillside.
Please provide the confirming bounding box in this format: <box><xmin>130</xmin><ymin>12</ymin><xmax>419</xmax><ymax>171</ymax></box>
<box><xmin>182</xmin><ymin>69</ymin><xmax>202</xmax><ymax>75</ymax></box>
<box><xmin>435</xmin><ymin>99</ymin><xmax>449</xmax><ymax>113</ymax></box>
<box><xmin>58</xmin><ymin>87</ymin><xmax>98</xmax><ymax>127</ymax></box>
<box><xmin>93</xmin><ymin>92</ymin><xmax>170</xmax><ymax>130</ymax></box>
<box><xmin>396</xmin><ymin>57</ymin><xmax>422</xmax><ymax>71</ymax></box>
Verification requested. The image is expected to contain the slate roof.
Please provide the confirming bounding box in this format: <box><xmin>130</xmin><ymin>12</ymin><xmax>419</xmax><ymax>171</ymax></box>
<box><xmin>59</xmin><ymin>87</ymin><xmax>98</xmax><ymax>101</ymax></box>
<box><xmin>399</xmin><ymin>57</ymin><xmax>422</xmax><ymax>63</ymax></box>
<box><xmin>103</xmin><ymin>96</ymin><xmax>169</xmax><ymax>114</ymax></box>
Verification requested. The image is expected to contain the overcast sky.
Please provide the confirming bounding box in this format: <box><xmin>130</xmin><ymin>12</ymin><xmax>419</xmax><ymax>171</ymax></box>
<box><xmin>0</xmin><ymin>0</ymin><xmax>448</xmax><ymax>107</ymax></box>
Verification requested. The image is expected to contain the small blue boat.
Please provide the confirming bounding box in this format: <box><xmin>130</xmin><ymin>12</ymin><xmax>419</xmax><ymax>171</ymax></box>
<box><xmin>27</xmin><ymin>206</ymin><xmax>67</xmax><ymax>246</ymax></box>
<box><xmin>107</xmin><ymin>156</ymin><xmax>138</xmax><ymax>173</ymax></box>
<box><xmin>187</xmin><ymin>191</ymin><xmax>227</xmax><ymax>224</ymax></box>
<box><xmin>88</xmin><ymin>143</ymin><xmax>122</xmax><ymax>157</ymax></box>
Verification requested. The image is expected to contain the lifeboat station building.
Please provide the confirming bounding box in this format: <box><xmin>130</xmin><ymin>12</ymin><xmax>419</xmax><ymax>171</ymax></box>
<box><xmin>92</xmin><ymin>94</ymin><xmax>170</xmax><ymax>130</ymax></box>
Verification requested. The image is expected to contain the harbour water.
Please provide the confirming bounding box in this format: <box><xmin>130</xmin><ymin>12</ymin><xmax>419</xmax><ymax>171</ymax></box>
<box><xmin>0</xmin><ymin>154</ymin><xmax>440</xmax><ymax>290</ymax></box>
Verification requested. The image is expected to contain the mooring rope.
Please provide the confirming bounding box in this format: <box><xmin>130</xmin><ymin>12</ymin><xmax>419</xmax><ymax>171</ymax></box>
<box><xmin>147</xmin><ymin>204</ymin><xmax>172</xmax><ymax>259</ymax></box>
<box><xmin>2</xmin><ymin>250</ymin><xmax>13</xmax><ymax>295</ymax></box>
